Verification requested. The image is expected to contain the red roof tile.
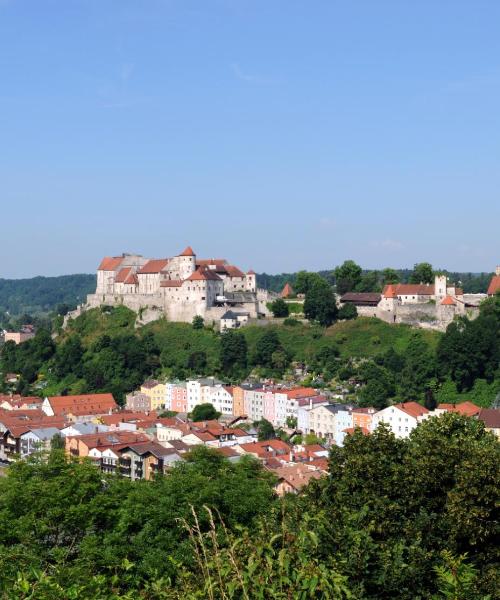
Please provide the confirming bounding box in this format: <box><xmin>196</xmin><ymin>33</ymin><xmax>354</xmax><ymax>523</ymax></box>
<box><xmin>47</xmin><ymin>394</ymin><xmax>117</xmax><ymax>417</ymax></box>
<box><xmin>124</xmin><ymin>272</ymin><xmax>138</xmax><ymax>285</ymax></box>
<box><xmin>487</xmin><ymin>275</ymin><xmax>500</xmax><ymax>296</ymax></box>
<box><xmin>137</xmin><ymin>259</ymin><xmax>169</xmax><ymax>274</ymax></box>
<box><xmin>438</xmin><ymin>401</ymin><xmax>480</xmax><ymax>417</ymax></box>
<box><xmin>160</xmin><ymin>280</ymin><xmax>183</xmax><ymax>287</ymax></box>
<box><xmin>98</xmin><ymin>257</ymin><xmax>123</xmax><ymax>271</ymax></box>
<box><xmin>225</xmin><ymin>265</ymin><xmax>245</xmax><ymax>278</ymax></box>
<box><xmin>187</xmin><ymin>268</ymin><xmax>222</xmax><ymax>282</ymax></box>
<box><xmin>441</xmin><ymin>295</ymin><xmax>456</xmax><ymax>306</ymax></box>
<box><xmin>115</xmin><ymin>267</ymin><xmax>132</xmax><ymax>283</ymax></box>
<box><xmin>281</xmin><ymin>283</ymin><xmax>294</xmax><ymax>298</ymax></box>
<box><xmin>180</xmin><ymin>246</ymin><xmax>195</xmax><ymax>256</ymax></box>
<box><xmin>383</xmin><ymin>283</ymin><xmax>434</xmax><ymax>297</ymax></box>
<box><xmin>393</xmin><ymin>402</ymin><xmax>428</xmax><ymax>419</ymax></box>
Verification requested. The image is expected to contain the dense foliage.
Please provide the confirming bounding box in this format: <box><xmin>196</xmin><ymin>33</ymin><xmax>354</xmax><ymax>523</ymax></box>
<box><xmin>0</xmin><ymin>414</ymin><xmax>497</xmax><ymax>598</ymax></box>
<box><xmin>0</xmin><ymin>274</ymin><xmax>95</xmax><ymax>316</ymax></box>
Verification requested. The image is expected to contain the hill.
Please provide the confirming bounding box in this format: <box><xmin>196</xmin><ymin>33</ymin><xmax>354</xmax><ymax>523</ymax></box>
<box><xmin>0</xmin><ymin>274</ymin><xmax>96</xmax><ymax>316</ymax></box>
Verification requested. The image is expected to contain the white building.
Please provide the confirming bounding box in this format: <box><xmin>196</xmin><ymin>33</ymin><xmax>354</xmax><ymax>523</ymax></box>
<box><xmin>372</xmin><ymin>402</ymin><xmax>429</xmax><ymax>438</ymax></box>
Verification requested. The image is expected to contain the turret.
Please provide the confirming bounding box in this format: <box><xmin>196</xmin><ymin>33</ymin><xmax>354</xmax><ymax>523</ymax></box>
<box><xmin>178</xmin><ymin>246</ymin><xmax>196</xmax><ymax>280</ymax></box>
<box><xmin>434</xmin><ymin>274</ymin><xmax>447</xmax><ymax>299</ymax></box>
<box><xmin>246</xmin><ymin>269</ymin><xmax>256</xmax><ymax>292</ymax></box>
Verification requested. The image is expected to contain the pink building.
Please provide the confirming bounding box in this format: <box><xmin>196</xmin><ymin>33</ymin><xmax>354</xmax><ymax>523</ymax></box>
<box><xmin>263</xmin><ymin>390</ymin><xmax>276</xmax><ymax>424</ymax></box>
<box><xmin>171</xmin><ymin>384</ymin><xmax>187</xmax><ymax>413</ymax></box>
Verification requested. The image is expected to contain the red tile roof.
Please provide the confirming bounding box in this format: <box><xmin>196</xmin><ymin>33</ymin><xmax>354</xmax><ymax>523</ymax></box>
<box><xmin>160</xmin><ymin>280</ymin><xmax>183</xmax><ymax>287</ymax></box>
<box><xmin>394</xmin><ymin>402</ymin><xmax>429</xmax><ymax>419</ymax></box>
<box><xmin>115</xmin><ymin>267</ymin><xmax>132</xmax><ymax>283</ymax></box>
<box><xmin>47</xmin><ymin>394</ymin><xmax>117</xmax><ymax>417</ymax></box>
<box><xmin>281</xmin><ymin>282</ymin><xmax>294</xmax><ymax>298</ymax></box>
<box><xmin>187</xmin><ymin>268</ymin><xmax>222</xmax><ymax>282</ymax></box>
<box><xmin>441</xmin><ymin>295</ymin><xmax>457</xmax><ymax>306</ymax></box>
<box><xmin>487</xmin><ymin>275</ymin><xmax>500</xmax><ymax>296</ymax></box>
<box><xmin>478</xmin><ymin>408</ymin><xmax>500</xmax><ymax>429</ymax></box>
<box><xmin>137</xmin><ymin>259</ymin><xmax>169</xmax><ymax>274</ymax></box>
<box><xmin>124</xmin><ymin>272</ymin><xmax>138</xmax><ymax>285</ymax></box>
<box><xmin>343</xmin><ymin>427</ymin><xmax>370</xmax><ymax>436</ymax></box>
<box><xmin>196</xmin><ymin>259</ymin><xmax>227</xmax><ymax>267</ymax></box>
<box><xmin>439</xmin><ymin>401</ymin><xmax>480</xmax><ymax>417</ymax></box>
<box><xmin>284</xmin><ymin>387</ymin><xmax>317</xmax><ymax>400</ymax></box>
<box><xmin>225</xmin><ymin>265</ymin><xmax>245</xmax><ymax>278</ymax></box>
<box><xmin>383</xmin><ymin>283</ymin><xmax>435</xmax><ymax>297</ymax></box>
<box><xmin>180</xmin><ymin>246</ymin><xmax>195</xmax><ymax>256</ymax></box>
<box><xmin>69</xmin><ymin>431</ymin><xmax>150</xmax><ymax>451</ymax></box>
<box><xmin>98</xmin><ymin>257</ymin><xmax>123</xmax><ymax>271</ymax></box>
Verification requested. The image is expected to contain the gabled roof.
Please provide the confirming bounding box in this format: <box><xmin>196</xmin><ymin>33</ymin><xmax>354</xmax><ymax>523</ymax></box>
<box><xmin>283</xmin><ymin>387</ymin><xmax>317</xmax><ymax>400</ymax></box>
<box><xmin>438</xmin><ymin>401</ymin><xmax>480</xmax><ymax>417</ymax></box>
<box><xmin>477</xmin><ymin>408</ymin><xmax>500</xmax><ymax>429</ymax></box>
<box><xmin>487</xmin><ymin>275</ymin><xmax>500</xmax><ymax>296</ymax></box>
<box><xmin>225</xmin><ymin>265</ymin><xmax>245</xmax><ymax>278</ymax></box>
<box><xmin>115</xmin><ymin>267</ymin><xmax>133</xmax><ymax>283</ymax></box>
<box><xmin>98</xmin><ymin>257</ymin><xmax>124</xmax><ymax>271</ymax></box>
<box><xmin>187</xmin><ymin>267</ymin><xmax>222</xmax><ymax>282</ymax></box>
<box><xmin>441</xmin><ymin>295</ymin><xmax>456</xmax><ymax>306</ymax></box>
<box><xmin>247</xmin><ymin>269</ymin><xmax>256</xmax><ymax>275</ymax></box>
<box><xmin>47</xmin><ymin>394</ymin><xmax>117</xmax><ymax>417</ymax></box>
<box><xmin>383</xmin><ymin>283</ymin><xmax>434</xmax><ymax>297</ymax></box>
<box><xmin>196</xmin><ymin>259</ymin><xmax>227</xmax><ymax>267</ymax></box>
<box><xmin>137</xmin><ymin>259</ymin><xmax>169</xmax><ymax>274</ymax></box>
<box><xmin>392</xmin><ymin>402</ymin><xmax>428</xmax><ymax>419</ymax></box>
<box><xmin>179</xmin><ymin>246</ymin><xmax>195</xmax><ymax>256</ymax></box>
<box><xmin>281</xmin><ymin>282</ymin><xmax>294</xmax><ymax>298</ymax></box>
<box><xmin>124</xmin><ymin>272</ymin><xmax>138</xmax><ymax>285</ymax></box>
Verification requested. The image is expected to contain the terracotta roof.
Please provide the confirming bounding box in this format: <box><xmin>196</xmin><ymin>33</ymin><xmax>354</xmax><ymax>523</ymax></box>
<box><xmin>179</xmin><ymin>246</ymin><xmax>195</xmax><ymax>257</ymax></box>
<box><xmin>383</xmin><ymin>283</ymin><xmax>434</xmax><ymax>297</ymax></box>
<box><xmin>308</xmin><ymin>457</ymin><xmax>329</xmax><ymax>472</ymax></box>
<box><xmin>124</xmin><ymin>441</ymin><xmax>176</xmax><ymax>458</ymax></box>
<box><xmin>137</xmin><ymin>259</ymin><xmax>169</xmax><ymax>274</ymax></box>
<box><xmin>393</xmin><ymin>402</ymin><xmax>428</xmax><ymax>419</ymax></box>
<box><xmin>115</xmin><ymin>267</ymin><xmax>132</xmax><ymax>283</ymax></box>
<box><xmin>187</xmin><ymin>267</ymin><xmax>222</xmax><ymax>282</ymax></box>
<box><xmin>273</xmin><ymin>463</ymin><xmax>323</xmax><ymax>491</ymax></box>
<box><xmin>441</xmin><ymin>295</ymin><xmax>456</xmax><ymax>306</ymax></box>
<box><xmin>478</xmin><ymin>408</ymin><xmax>500</xmax><ymax>429</ymax></box>
<box><xmin>284</xmin><ymin>387</ymin><xmax>317</xmax><ymax>400</ymax></box>
<box><xmin>160</xmin><ymin>280</ymin><xmax>182</xmax><ymax>287</ymax></box>
<box><xmin>439</xmin><ymin>401</ymin><xmax>480</xmax><ymax>417</ymax></box>
<box><xmin>124</xmin><ymin>272</ymin><xmax>138</xmax><ymax>285</ymax></box>
<box><xmin>281</xmin><ymin>283</ymin><xmax>294</xmax><ymax>298</ymax></box>
<box><xmin>487</xmin><ymin>275</ymin><xmax>500</xmax><ymax>296</ymax></box>
<box><xmin>47</xmin><ymin>394</ymin><xmax>117</xmax><ymax>417</ymax></box>
<box><xmin>69</xmin><ymin>431</ymin><xmax>150</xmax><ymax>450</ymax></box>
<box><xmin>225</xmin><ymin>265</ymin><xmax>245</xmax><ymax>278</ymax></box>
<box><xmin>343</xmin><ymin>427</ymin><xmax>370</xmax><ymax>436</ymax></box>
<box><xmin>98</xmin><ymin>257</ymin><xmax>123</xmax><ymax>271</ymax></box>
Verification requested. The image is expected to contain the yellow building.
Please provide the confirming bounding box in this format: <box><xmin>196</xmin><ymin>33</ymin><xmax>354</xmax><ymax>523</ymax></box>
<box><xmin>140</xmin><ymin>380</ymin><xmax>166</xmax><ymax>411</ymax></box>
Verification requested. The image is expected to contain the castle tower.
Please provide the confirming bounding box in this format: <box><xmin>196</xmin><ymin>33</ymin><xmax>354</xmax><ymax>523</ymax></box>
<box><xmin>496</xmin><ymin>266</ymin><xmax>500</xmax><ymax>276</ymax></box>
<box><xmin>178</xmin><ymin>246</ymin><xmax>196</xmax><ymax>280</ymax></box>
<box><xmin>434</xmin><ymin>274</ymin><xmax>447</xmax><ymax>299</ymax></box>
<box><xmin>246</xmin><ymin>269</ymin><xmax>256</xmax><ymax>292</ymax></box>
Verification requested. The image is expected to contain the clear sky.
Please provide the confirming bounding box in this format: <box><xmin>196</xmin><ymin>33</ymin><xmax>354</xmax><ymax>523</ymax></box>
<box><xmin>1</xmin><ymin>0</ymin><xmax>499</xmax><ymax>278</ymax></box>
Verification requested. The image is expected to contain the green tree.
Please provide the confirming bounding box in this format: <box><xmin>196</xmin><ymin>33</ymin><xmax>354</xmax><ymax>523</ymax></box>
<box><xmin>338</xmin><ymin>303</ymin><xmax>358</xmax><ymax>320</ymax></box>
<box><xmin>334</xmin><ymin>260</ymin><xmax>363</xmax><ymax>295</ymax></box>
<box><xmin>304</xmin><ymin>279</ymin><xmax>338</xmax><ymax>327</ymax></box>
<box><xmin>294</xmin><ymin>271</ymin><xmax>324</xmax><ymax>294</ymax></box>
<box><xmin>192</xmin><ymin>315</ymin><xmax>204</xmax><ymax>329</ymax></box>
<box><xmin>253</xmin><ymin>329</ymin><xmax>283</xmax><ymax>368</ymax></box>
<box><xmin>219</xmin><ymin>330</ymin><xmax>248</xmax><ymax>378</ymax></box>
<box><xmin>401</xmin><ymin>334</ymin><xmax>437</xmax><ymax>399</ymax></box>
<box><xmin>256</xmin><ymin>418</ymin><xmax>276</xmax><ymax>441</ymax></box>
<box><xmin>270</xmin><ymin>298</ymin><xmax>290</xmax><ymax>318</ymax></box>
<box><xmin>190</xmin><ymin>402</ymin><xmax>221</xmax><ymax>421</ymax></box>
<box><xmin>382</xmin><ymin>267</ymin><xmax>400</xmax><ymax>285</ymax></box>
<box><xmin>410</xmin><ymin>262</ymin><xmax>434</xmax><ymax>284</ymax></box>
<box><xmin>186</xmin><ymin>350</ymin><xmax>207</xmax><ymax>373</ymax></box>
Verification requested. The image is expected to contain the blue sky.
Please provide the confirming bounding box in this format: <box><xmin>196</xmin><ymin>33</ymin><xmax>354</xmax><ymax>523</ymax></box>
<box><xmin>1</xmin><ymin>0</ymin><xmax>499</xmax><ymax>278</ymax></box>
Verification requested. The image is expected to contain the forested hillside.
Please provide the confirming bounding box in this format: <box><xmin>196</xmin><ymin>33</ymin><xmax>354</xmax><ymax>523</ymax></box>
<box><xmin>0</xmin><ymin>274</ymin><xmax>95</xmax><ymax>316</ymax></box>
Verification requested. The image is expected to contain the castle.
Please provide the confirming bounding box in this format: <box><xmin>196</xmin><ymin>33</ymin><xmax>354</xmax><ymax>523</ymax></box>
<box><xmin>83</xmin><ymin>247</ymin><xmax>268</xmax><ymax>324</ymax></box>
<box><xmin>340</xmin><ymin>273</ymin><xmax>488</xmax><ymax>330</ymax></box>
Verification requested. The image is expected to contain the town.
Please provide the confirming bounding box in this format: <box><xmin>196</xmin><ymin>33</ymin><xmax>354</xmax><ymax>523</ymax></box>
<box><xmin>1</xmin><ymin>378</ymin><xmax>498</xmax><ymax>496</ymax></box>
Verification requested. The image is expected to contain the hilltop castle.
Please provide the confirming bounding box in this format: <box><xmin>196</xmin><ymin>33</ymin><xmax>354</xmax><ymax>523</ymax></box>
<box><xmin>83</xmin><ymin>246</ymin><xmax>269</xmax><ymax>324</ymax></box>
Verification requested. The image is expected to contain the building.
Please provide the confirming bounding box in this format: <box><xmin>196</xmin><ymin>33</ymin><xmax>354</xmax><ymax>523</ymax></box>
<box><xmin>140</xmin><ymin>381</ymin><xmax>166</xmax><ymax>410</ymax></box>
<box><xmin>375</xmin><ymin>274</ymin><xmax>483</xmax><ymax>330</ymax></box>
<box><xmin>42</xmin><ymin>394</ymin><xmax>117</xmax><ymax>422</ymax></box>
<box><xmin>220</xmin><ymin>310</ymin><xmax>250</xmax><ymax>331</ymax></box>
<box><xmin>307</xmin><ymin>404</ymin><xmax>354</xmax><ymax>445</ymax></box>
<box><xmin>372</xmin><ymin>402</ymin><xmax>429</xmax><ymax>438</ymax></box>
<box><xmin>477</xmin><ymin>408</ymin><xmax>500</xmax><ymax>438</ymax></box>
<box><xmin>3</xmin><ymin>325</ymin><xmax>36</xmax><ymax>345</ymax></box>
<box><xmin>273</xmin><ymin>463</ymin><xmax>323</xmax><ymax>496</ymax></box>
<box><xmin>351</xmin><ymin>407</ymin><xmax>376</xmax><ymax>431</ymax></box>
<box><xmin>79</xmin><ymin>247</ymin><xmax>264</xmax><ymax>326</ymax></box>
<box><xmin>125</xmin><ymin>392</ymin><xmax>152</xmax><ymax>413</ymax></box>
<box><xmin>338</xmin><ymin>293</ymin><xmax>381</xmax><ymax>317</ymax></box>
